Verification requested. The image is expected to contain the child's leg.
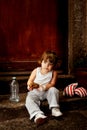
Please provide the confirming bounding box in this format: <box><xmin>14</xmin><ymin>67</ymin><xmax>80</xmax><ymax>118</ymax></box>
<box><xmin>46</xmin><ymin>87</ymin><xmax>60</xmax><ymax>109</ymax></box>
<box><xmin>46</xmin><ymin>87</ymin><xmax>62</xmax><ymax>117</ymax></box>
<box><xmin>25</xmin><ymin>91</ymin><xmax>44</xmax><ymax>120</ymax></box>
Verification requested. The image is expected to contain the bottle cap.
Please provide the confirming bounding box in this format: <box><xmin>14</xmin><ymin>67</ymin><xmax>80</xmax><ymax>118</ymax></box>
<box><xmin>12</xmin><ymin>77</ymin><xmax>16</xmax><ymax>80</ymax></box>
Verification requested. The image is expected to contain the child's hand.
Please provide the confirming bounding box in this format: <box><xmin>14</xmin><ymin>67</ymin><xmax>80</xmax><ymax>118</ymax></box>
<box><xmin>27</xmin><ymin>85</ymin><xmax>33</xmax><ymax>91</ymax></box>
<box><xmin>37</xmin><ymin>85</ymin><xmax>46</xmax><ymax>91</ymax></box>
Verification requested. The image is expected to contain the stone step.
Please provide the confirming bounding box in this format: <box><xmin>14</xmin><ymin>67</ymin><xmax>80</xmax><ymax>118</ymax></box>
<box><xmin>0</xmin><ymin>92</ymin><xmax>86</xmax><ymax>110</ymax></box>
<box><xmin>0</xmin><ymin>74</ymin><xmax>76</xmax><ymax>95</ymax></box>
<box><xmin>0</xmin><ymin>72</ymin><xmax>74</xmax><ymax>81</ymax></box>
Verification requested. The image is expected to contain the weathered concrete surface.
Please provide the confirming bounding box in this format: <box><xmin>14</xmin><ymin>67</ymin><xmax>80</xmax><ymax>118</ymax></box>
<box><xmin>0</xmin><ymin>109</ymin><xmax>87</xmax><ymax>130</ymax></box>
<box><xmin>0</xmin><ymin>93</ymin><xmax>87</xmax><ymax>130</ymax></box>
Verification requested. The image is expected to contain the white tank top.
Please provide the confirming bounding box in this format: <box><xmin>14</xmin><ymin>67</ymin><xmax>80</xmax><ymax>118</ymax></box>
<box><xmin>34</xmin><ymin>67</ymin><xmax>53</xmax><ymax>86</ymax></box>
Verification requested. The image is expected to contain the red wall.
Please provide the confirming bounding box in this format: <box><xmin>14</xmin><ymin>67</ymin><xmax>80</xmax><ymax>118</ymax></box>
<box><xmin>0</xmin><ymin>0</ymin><xmax>67</xmax><ymax>72</ymax></box>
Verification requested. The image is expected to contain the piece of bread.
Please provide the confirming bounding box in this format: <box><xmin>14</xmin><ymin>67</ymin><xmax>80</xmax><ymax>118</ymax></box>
<box><xmin>29</xmin><ymin>82</ymin><xmax>39</xmax><ymax>88</ymax></box>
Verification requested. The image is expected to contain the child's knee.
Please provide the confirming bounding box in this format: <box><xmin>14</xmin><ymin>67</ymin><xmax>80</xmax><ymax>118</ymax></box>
<box><xmin>48</xmin><ymin>87</ymin><xmax>59</xmax><ymax>94</ymax></box>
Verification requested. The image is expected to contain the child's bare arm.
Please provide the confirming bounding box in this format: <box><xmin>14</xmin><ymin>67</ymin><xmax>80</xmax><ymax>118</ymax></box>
<box><xmin>43</xmin><ymin>71</ymin><xmax>58</xmax><ymax>91</ymax></box>
<box><xmin>27</xmin><ymin>68</ymin><xmax>39</xmax><ymax>90</ymax></box>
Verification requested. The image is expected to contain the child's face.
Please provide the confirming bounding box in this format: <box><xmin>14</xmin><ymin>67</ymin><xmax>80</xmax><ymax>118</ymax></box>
<box><xmin>41</xmin><ymin>59</ymin><xmax>54</xmax><ymax>72</ymax></box>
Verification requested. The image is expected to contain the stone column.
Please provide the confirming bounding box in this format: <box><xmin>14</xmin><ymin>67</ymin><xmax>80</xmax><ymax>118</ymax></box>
<box><xmin>68</xmin><ymin>0</ymin><xmax>86</xmax><ymax>74</ymax></box>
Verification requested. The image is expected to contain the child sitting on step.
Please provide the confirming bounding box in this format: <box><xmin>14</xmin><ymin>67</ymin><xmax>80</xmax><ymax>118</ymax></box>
<box><xmin>25</xmin><ymin>50</ymin><xmax>62</xmax><ymax>126</ymax></box>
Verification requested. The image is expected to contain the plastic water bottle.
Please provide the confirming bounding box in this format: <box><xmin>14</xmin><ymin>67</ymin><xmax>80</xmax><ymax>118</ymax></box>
<box><xmin>9</xmin><ymin>77</ymin><xmax>19</xmax><ymax>102</ymax></box>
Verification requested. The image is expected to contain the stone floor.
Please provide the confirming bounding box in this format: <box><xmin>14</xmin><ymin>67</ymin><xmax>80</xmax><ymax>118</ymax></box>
<box><xmin>0</xmin><ymin>92</ymin><xmax>87</xmax><ymax>130</ymax></box>
<box><xmin>0</xmin><ymin>110</ymin><xmax>87</xmax><ymax>130</ymax></box>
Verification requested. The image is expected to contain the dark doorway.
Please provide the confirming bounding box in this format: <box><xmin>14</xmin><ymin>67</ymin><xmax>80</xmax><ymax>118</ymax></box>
<box><xmin>0</xmin><ymin>0</ymin><xmax>68</xmax><ymax>73</ymax></box>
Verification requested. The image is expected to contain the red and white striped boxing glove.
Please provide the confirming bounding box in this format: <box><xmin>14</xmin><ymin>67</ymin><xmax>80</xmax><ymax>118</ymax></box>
<box><xmin>63</xmin><ymin>83</ymin><xmax>78</xmax><ymax>97</ymax></box>
<box><xmin>74</xmin><ymin>87</ymin><xmax>87</xmax><ymax>97</ymax></box>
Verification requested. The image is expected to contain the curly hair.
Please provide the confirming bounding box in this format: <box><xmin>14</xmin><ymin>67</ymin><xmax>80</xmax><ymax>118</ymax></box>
<box><xmin>38</xmin><ymin>50</ymin><xmax>58</xmax><ymax>66</ymax></box>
